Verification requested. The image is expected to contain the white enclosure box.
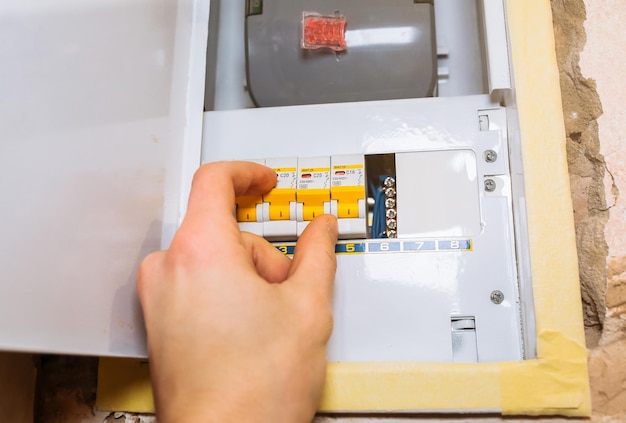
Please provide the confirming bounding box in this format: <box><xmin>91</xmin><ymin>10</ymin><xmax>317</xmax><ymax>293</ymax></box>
<box><xmin>0</xmin><ymin>0</ymin><xmax>557</xmax><ymax>414</ymax></box>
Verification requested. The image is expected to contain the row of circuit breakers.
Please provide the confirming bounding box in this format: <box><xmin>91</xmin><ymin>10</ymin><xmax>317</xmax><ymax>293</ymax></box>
<box><xmin>237</xmin><ymin>155</ymin><xmax>407</xmax><ymax>241</ymax></box>
<box><xmin>237</xmin><ymin>155</ymin><xmax>370</xmax><ymax>240</ymax></box>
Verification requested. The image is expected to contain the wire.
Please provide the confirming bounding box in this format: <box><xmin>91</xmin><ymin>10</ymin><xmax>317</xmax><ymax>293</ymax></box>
<box><xmin>370</xmin><ymin>177</ymin><xmax>390</xmax><ymax>239</ymax></box>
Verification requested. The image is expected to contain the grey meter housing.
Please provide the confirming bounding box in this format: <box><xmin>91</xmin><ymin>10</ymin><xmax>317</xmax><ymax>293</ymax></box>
<box><xmin>245</xmin><ymin>0</ymin><xmax>437</xmax><ymax>107</ymax></box>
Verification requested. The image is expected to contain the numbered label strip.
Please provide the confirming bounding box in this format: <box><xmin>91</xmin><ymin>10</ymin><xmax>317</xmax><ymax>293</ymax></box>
<box><xmin>275</xmin><ymin>239</ymin><xmax>472</xmax><ymax>256</ymax></box>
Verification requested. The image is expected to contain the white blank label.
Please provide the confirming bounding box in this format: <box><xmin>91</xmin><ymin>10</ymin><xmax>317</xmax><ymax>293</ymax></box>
<box><xmin>395</xmin><ymin>150</ymin><xmax>481</xmax><ymax>238</ymax></box>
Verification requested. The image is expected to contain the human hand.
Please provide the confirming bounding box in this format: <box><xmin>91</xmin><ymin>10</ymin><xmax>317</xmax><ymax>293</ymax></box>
<box><xmin>137</xmin><ymin>161</ymin><xmax>338</xmax><ymax>423</ymax></box>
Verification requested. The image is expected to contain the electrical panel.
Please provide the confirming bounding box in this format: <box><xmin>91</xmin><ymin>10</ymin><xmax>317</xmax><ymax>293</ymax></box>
<box><xmin>203</xmin><ymin>96</ymin><xmax>525</xmax><ymax>363</ymax></box>
<box><xmin>198</xmin><ymin>0</ymin><xmax>534</xmax><ymax>364</ymax></box>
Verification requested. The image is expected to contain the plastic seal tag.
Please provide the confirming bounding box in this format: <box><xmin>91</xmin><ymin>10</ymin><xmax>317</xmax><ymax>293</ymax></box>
<box><xmin>301</xmin><ymin>12</ymin><xmax>347</xmax><ymax>52</ymax></box>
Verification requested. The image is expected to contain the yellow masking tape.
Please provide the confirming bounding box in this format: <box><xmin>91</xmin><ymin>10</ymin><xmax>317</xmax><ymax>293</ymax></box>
<box><xmin>499</xmin><ymin>331</ymin><xmax>590</xmax><ymax>416</ymax></box>
<box><xmin>96</xmin><ymin>358</ymin><xmax>153</xmax><ymax>413</ymax></box>
<box><xmin>97</xmin><ymin>0</ymin><xmax>590</xmax><ymax>416</ymax></box>
<box><xmin>320</xmin><ymin>362</ymin><xmax>501</xmax><ymax>412</ymax></box>
<box><xmin>495</xmin><ymin>0</ymin><xmax>590</xmax><ymax>415</ymax></box>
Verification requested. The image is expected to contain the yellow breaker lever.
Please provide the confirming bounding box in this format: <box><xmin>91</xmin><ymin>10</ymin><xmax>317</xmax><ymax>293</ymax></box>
<box><xmin>263</xmin><ymin>188</ymin><xmax>295</xmax><ymax>220</ymax></box>
<box><xmin>235</xmin><ymin>195</ymin><xmax>262</xmax><ymax>222</ymax></box>
<box><xmin>332</xmin><ymin>185</ymin><xmax>365</xmax><ymax>218</ymax></box>
<box><xmin>298</xmin><ymin>189</ymin><xmax>330</xmax><ymax>221</ymax></box>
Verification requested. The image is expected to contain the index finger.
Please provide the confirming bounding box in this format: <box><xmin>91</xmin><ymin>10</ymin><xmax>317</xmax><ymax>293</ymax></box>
<box><xmin>175</xmin><ymin>161</ymin><xmax>276</xmax><ymax>246</ymax></box>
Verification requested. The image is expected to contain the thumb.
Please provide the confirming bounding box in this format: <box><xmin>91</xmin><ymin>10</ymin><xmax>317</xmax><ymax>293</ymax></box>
<box><xmin>288</xmin><ymin>215</ymin><xmax>338</xmax><ymax>300</ymax></box>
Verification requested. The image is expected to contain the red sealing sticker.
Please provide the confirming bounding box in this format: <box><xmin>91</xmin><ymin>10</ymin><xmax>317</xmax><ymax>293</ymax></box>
<box><xmin>301</xmin><ymin>12</ymin><xmax>347</xmax><ymax>52</ymax></box>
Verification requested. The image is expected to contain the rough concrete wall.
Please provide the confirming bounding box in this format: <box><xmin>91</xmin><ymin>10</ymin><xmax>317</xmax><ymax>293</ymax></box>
<box><xmin>579</xmin><ymin>0</ymin><xmax>626</xmax><ymax>416</ymax></box>
<box><xmin>551</xmin><ymin>0</ymin><xmax>607</xmax><ymax>349</ymax></box>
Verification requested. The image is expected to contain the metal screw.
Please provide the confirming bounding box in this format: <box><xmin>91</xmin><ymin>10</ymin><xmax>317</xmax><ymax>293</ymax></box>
<box><xmin>484</xmin><ymin>179</ymin><xmax>496</xmax><ymax>192</ymax></box>
<box><xmin>386</xmin><ymin>218</ymin><xmax>397</xmax><ymax>230</ymax></box>
<box><xmin>386</xmin><ymin>230</ymin><xmax>397</xmax><ymax>238</ymax></box>
<box><xmin>385</xmin><ymin>187</ymin><xmax>396</xmax><ymax>197</ymax></box>
<box><xmin>386</xmin><ymin>208</ymin><xmax>397</xmax><ymax>219</ymax></box>
<box><xmin>384</xmin><ymin>177</ymin><xmax>396</xmax><ymax>188</ymax></box>
<box><xmin>385</xmin><ymin>198</ymin><xmax>396</xmax><ymax>208</ymax></box>
<box><xmin>484</xmin><ymin>150</ymin><xmax>498</xmax><ymax>163</ymax></box>
<box><xmin>490</xmin><ymin>290</ymin><xmax>504</xmax><ymax>304</ymax></box>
